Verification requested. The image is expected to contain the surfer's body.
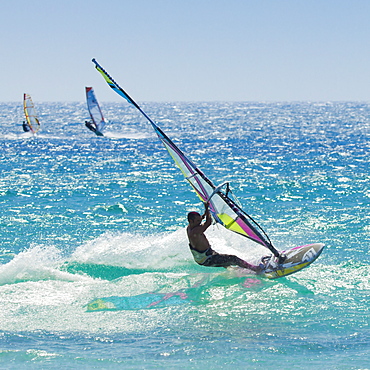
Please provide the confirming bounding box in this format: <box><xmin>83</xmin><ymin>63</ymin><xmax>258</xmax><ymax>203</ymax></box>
<box><xmin>22</xmin><ymin>121</ymin><xmax>31</xmax><ymax>132</ymax></box>
<box><xmin>187</xmin><ymin>205</ymin><xmax>262</xmax><ymax>272</ymax></box>
<box><xmin>187</xmin><ymin>206</ymin><xmax>212</xmax><ymax>252</ymax></box>
<box><xmin>85</xmin><ymin>120</ymin><xmax>97</xmax><ymax>133</ymax></box>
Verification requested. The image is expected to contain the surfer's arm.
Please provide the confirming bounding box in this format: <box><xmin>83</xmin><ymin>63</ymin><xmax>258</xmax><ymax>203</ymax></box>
<box><xmin>202</xmin><ymin>207</ymin><xmax>212</xmax><ymax>229</ymax></box>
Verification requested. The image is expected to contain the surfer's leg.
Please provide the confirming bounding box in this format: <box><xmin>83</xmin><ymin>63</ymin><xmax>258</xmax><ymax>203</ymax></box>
<box><xmin>203</xmin><ymin>253</ymin><xmax>261</xmax><ymax>272</ymax></box>
<box><xmin>229</xmin><ymin>256</ymin><xmax>262</xmax><ymax>272</ymax></box>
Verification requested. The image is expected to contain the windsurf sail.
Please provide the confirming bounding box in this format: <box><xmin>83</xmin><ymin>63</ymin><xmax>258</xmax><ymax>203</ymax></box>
<box><xmin>23</xmin><ymin>93</ymin><xmax>40</xmax><ymax>134</ymax></box>
<box><xmin>85</xmin><ymin>87</ymin><xmax>106</xmax><ymax>136</ymax></box>
<box><xmin>92</xmin><ymin>58</ymin><xmax>280</xmax><ymax>257</ymax></box>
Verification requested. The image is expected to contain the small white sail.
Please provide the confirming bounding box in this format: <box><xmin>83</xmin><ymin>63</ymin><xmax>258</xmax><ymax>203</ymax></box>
<box><xmin>85</xmin><ymin>87</ymin><xmax>106</xmax><ymax>136</ymax></box>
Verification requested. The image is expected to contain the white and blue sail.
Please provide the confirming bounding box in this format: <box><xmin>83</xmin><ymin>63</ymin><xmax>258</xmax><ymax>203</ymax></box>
<box><xmin>85</xmin><ymin>87</ymin><xmax>106</xmax><ymax>136</ymax></box>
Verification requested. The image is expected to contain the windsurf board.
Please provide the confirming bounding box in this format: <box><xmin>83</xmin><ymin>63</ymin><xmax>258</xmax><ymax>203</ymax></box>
<box><xmin>262</xmin><ymin>243</ymin><xmax>325</xmax><ymax>279</ymax></box>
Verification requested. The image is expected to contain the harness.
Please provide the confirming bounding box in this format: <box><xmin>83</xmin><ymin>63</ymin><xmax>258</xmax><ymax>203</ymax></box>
<box><xmin>189</xmin><ymin>244</ymin><xmax>214</xmax><ymax>265</ymax></box>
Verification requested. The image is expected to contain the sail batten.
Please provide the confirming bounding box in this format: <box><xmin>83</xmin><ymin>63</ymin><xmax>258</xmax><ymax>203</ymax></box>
<box><xmin>23</xmin><ymin>93</ymin><xmax>40</xmax><ymax>134</ymax></box>
<box><xmin>92</xmin><ymin>59</ymin><xmax>279</xmax><ymax>256</ymax></box>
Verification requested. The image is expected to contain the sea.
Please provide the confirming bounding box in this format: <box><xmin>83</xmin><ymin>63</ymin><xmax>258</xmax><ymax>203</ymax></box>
<box><xmin>0</xmin><ymin>101</ymin><xmax>369</xmax><ymax>369</ymax></box>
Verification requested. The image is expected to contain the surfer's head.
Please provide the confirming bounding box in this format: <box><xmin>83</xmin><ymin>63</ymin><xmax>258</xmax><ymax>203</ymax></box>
<box><xmin>187</xmin><ymin>211</ymin><xmax>201</xmax><ymax>223</ymax></box>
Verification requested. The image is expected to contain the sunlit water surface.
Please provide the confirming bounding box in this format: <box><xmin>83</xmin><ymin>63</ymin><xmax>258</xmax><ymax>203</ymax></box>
<box><xmin>0</xmin><ymin>101</ymin><xmax>369</xmax><ymax>369</ymax></box>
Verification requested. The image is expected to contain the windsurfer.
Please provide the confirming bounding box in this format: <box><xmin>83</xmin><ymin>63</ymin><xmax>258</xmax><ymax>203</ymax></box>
<box><xmin>187</xmin><ymin>204</ymin><xmax>264</xmax><ymax>273</ymax></box>
<box><xmin>85</xmin><ymin>120</ymin><xmax>97</xmax><ymax>133</ymax></box>
<box><xmin>22</xmin><ymin>121</ymin><xmax>31</xmax><ymax>132</ymax></box>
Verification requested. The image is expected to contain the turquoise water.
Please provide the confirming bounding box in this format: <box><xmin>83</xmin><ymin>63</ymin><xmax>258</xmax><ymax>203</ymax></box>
<box><xmin>0</xmin><ymin>101</ymin><xmax>369</xmax><ymax>369</ymax></box>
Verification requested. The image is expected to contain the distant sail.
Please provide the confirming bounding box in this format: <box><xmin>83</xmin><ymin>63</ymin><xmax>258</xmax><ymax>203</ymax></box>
<box><xmin>92</xmin><ymin>59</ymin><xmax>280</xmax><ymax>257</ymax></box>
<box><xmin>23</xmin><ymin>94</ymin><xmax>40</xmax><ymax>134</ymax></box>
<box><xmin>85</xmin><ymin>87</ymin><xmax>106</xmax><ymax>136</ymax></box>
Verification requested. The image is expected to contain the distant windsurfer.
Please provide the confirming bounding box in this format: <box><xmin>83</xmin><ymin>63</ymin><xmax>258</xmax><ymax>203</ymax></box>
<box><xmin>85</xmin><ymin>120</ymin><xmax>97</xmax><ymax>133</ymax></box>
<box><xmin>22</xmin><ymin>121</ymin><xmax>31</xmax><ymax>132</ymax></box>
<box><xmin>187</xmin><ymin>204</ymin><xmax>264</xmax><ymax>273</ymax></box>
<box><xmin>85</xmin><ymin>120</ymin><xmax>104</xmax><ymax>136</ymax></box>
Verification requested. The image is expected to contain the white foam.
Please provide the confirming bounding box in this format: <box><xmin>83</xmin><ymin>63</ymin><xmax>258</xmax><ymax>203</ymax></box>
<box><xmin>0</xmin><ymin>244</ymin><xmax>91</xmax><ymax>286</ymax></box>
<box><xmin>70</xmin><ymin>229</ymin><xmax>191</xmax><ymax>269</ymax></box>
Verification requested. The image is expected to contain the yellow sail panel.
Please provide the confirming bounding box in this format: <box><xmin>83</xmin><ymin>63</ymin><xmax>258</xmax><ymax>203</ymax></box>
<box><xmin>218</xmin><ymin>213</ymin><xmax>251</xmax><ymax>237</ymax></box>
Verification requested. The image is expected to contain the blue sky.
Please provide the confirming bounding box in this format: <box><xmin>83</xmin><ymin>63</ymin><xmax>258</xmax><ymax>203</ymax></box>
<box><xmin>1</xmin><ymin>0</ymin><xmax>370</xmax><ymax>102</ymax></box>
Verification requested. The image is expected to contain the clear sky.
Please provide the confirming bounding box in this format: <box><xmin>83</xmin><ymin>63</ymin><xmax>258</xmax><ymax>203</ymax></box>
<box><xmin>1</xmin><ymin>0</ymin><xmax>370</xmax><ymax>102</ymax></box>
